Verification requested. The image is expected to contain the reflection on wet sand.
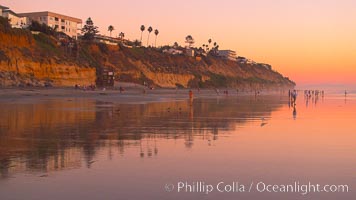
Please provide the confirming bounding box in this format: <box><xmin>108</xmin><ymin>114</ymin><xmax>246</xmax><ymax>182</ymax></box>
<box><xmin>0</xmin><ymin>96</ymin><xmax>286</xmax><ymax>178</ymax></box>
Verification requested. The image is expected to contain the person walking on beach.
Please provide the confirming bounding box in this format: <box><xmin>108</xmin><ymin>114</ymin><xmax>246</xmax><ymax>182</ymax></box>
<box><xmin>291</xmin><ymin>90</ymin><xmax>297</xmax><ymax>106</ymax></box>
<box><xmin>119</xmin><ymin>86</ymin><xmax>125</xmax><ymax>93</ymax></box>
<box><xmin>214</xmin><ymin>88</ymin><xmax>220</xmax><ymax>95</ymax></box>
<box><xmin>188</xmin><ymin>90</ymin><xmax>194</xmax><ymax>109</ymax></box>
<box><xmin>189</xmin><ymin>90</ymin><xmax>193</xmax><ymax>99</ymax></box>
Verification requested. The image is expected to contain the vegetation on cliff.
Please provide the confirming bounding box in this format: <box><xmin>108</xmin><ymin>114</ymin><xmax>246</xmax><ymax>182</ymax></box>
<box><xmin>0</xmin><ymin>17</ymin><xmax>295</xmax><ymax>88</ymax></box>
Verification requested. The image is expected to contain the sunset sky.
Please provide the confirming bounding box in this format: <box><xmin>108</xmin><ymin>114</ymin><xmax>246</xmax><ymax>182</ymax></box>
<box><xmin>2</xmin><ymin>0</ymin><xmax>356</xmax><ymax>86</ymax></box>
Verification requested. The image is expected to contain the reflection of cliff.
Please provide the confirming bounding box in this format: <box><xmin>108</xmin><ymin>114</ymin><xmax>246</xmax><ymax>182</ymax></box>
<box><xmin>0</xmin><ymin>147</ymin><xmax>81</xmax><ymax>179</ymax></box>
<box><xmin>112</xmin><ymin>97</ymin><xmax>282</xmax><ymax>139</ymax></box>
<box><xmin>0</xmin><ymin>100</ymin><xmax>96</xmax><ymax>135</ymax></box>
<box><xmin>0</xmin><ymin>96</ymin><xmax>285</xmax><ymax>178</ymax></box>
<box><xmin>0</xmin><ymin>100</ymin><xmax>96</xmax><ymax>178</ymax></box>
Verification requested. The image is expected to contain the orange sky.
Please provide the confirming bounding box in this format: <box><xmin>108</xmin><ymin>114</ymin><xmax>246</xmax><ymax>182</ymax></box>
<box><xmin>2</xmin><ymin>0</ymin><xmax>356</xmax><ymax>86</ymax></box>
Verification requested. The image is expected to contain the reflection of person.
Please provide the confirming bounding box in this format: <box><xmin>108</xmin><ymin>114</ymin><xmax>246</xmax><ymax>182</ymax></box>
<box><xmin>189</xmin><ymin>99</ymin><xmax>194</xmax><ymax>120</ymax></box>
<box><xmin>293</xmin><ymin>106</ymin><xmax>297</xmax><ymax>120</ymax></box>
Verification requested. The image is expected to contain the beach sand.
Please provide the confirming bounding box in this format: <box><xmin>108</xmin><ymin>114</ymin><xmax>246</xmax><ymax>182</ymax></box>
<box><xmin>0</xmin><ymin>85</ymin><xmax>286</xmax><ymax>104</ymax></box>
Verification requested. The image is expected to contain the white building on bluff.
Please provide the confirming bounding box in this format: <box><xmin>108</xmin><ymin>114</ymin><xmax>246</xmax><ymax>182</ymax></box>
<box><xmin>0</xmin><ymin>5</ymin><xmax>8</xmax><ymax>16</ymax></box>
<box><xmin>0</xmin><ymin>5</ymin><xmax>28</xmax><ymax>28</ymax></box>
<box><xmin>18</xmin><ymin>11</ymin><xmax>82</xmax><ymax>38</ymax></box>
<box><xmin>163</xmin><ymin>48</ymin><xmax>183</xmax><ymax>55</ymax></box>
<box><xmin>218</xmin><ymin>50</ymin><xmax>237</xmax><ymax>61</ymax></box>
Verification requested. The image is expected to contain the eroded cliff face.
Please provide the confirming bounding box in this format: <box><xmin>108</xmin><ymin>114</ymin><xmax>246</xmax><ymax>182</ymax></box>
<box><xmin>0</xmin><ymin>59</ymin><xmax>96</xmax><ymax>87</ymax></box>
<box><xmin>0</xmin><ymin>30</ymin><xmax>96</xmax><ymax>87</ymax></box>
<box><xmin>0</xmin><ymin>26</ymin><xmax>295</xmax><ymax>88</ymax></box>
<box><xmin>143</xmin><ymin>72</ymin><xmax>194</xmax><ymax>88</ymax></box>
<box><xmin>122</xmin><ymin>59</ymin><xmax>195</xmax><ymax>88</ymax></box>
<box><xmin>103</xmin><ymin>47</ymin><xmax>295</xmax><ymax>89</ymax></box>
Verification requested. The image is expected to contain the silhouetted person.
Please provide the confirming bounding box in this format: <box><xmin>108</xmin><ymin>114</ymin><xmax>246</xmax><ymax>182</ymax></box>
<box><xmin>119</xmin><ymin>86</ymin><xmax>125</xmax><ymax>93</ymax></box>
<box><xmin>215</xmin><ymin>88</ymin><xmax>220</xmax><ymax>95</ymax></box>
<box><xmin>189</xmin><ymin>90</ymin><xmax>193</xmax><ymax>99</ymax></box>
<box><xmin>291</xmin><ymin>90</ymin><xmax>297</xmax><ymax>106</ymax></box>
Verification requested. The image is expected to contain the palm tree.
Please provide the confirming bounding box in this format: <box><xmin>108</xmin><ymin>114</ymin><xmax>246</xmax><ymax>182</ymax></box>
<box><xmin>147</xmin><ymin>26</ymin><xmax>153</xmax><ymax>47</ymax></box>
<box><xmin>154</xmin><ymin>29</ymin><xmax>159</xmax><ymax>47</ymax></box>
<box><xmin>140</xmin><ymin>25</ymin><xmax>145</xmax><ymax>44</ymax></box>
<box><xmin>108</xmin><ymin>25</ymin><xmax>114</xmax><ymax>37</ymax></box>
<box><xmin>208</xmin><ymin>38</ymin><xmax>212</xmax><ymax>47</ymax></box>
<box><xmin>213</xmin><ymin>42</ymin><xmax>217</xmax><ymax>47</ymax></box>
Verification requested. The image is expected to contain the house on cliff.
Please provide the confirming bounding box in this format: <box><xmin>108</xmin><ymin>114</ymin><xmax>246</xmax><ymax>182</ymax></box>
<box><xmin>1</xmin><ymin>5</ymin><xmax>82</xmax><ymax>39</ymax></box>
<box><xmin>0</xmin><ymin>5</ymin><xmax>9</xmax><ymax>17</ymax></box>
<box><xmin>0</xmin><ymin>5</ymin><xmax>28</xmax><ymax>28</ymax></box>
<box><xmin>18</xmin><ymin>11</ymin><xmax>82</xmax><ymax>39</ymax></box>
<box><xmin>163</xmin><ymin>48</ymin><xmax>183</xmax><ymax>55</ymax></box>
<box><xmin>218</xmin><ymin>50</ymin><xmax>237</xmax><ymax>61</ymax></box>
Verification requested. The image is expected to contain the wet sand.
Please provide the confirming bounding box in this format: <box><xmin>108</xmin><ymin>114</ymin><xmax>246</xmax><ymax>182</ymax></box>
<box><xmin>0</xmin><ymin>87</ymin><xmax>284</xmax><ymax>104</ymax></box>
<box><xmin>0</xmin><ymin>89</ymin><xmax>355</xmax><ymax>200</ymax></box>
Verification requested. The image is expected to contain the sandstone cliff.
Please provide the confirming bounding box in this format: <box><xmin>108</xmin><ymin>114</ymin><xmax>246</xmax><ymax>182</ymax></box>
<box><xmin>0</xmin><ymin>18</ymin><xmax>96</xmax><ymax>87</ymax></box>
<box><xmin>0</xmin><ymin>17</ymin><xmax>295</xmax><ymax>89</ymax></box>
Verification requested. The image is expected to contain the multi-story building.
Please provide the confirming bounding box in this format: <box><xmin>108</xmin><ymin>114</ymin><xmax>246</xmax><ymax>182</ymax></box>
<box><xmin>2</xmin><ymin>10</ymin><xmax>29</xmax><ymax>28</ymax></box>
<box><xmin>218</xmin><ymin>50</ymin><xmax>237</xmax><ymax>61</ymax></box>
<box><xmin>0</xmin><ymin>5</ymin><xmax>28</xmax><ymax>28</ymax></box>
<box><xmin>19</xmin><ymin>11</ymin><xmax>82</xmax><ymax>38</ymax></box>
<box><xmin>0</xmin><ymin>5</ymin><xmax>8</xmax><ymax>16</ymax></box>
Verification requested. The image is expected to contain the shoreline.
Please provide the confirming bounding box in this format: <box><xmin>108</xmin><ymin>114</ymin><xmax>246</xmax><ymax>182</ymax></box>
<box><xmin>0</xmin><ymin>87</ymin><xmax>289</xmax><ymax>104</ymax></box>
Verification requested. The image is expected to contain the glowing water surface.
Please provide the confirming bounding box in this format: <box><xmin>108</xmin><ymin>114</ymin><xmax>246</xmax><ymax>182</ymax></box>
<box><xmin>0</xmin><ymin>93</ymin><xmax>355</xmax><ymax>200</ymax></box>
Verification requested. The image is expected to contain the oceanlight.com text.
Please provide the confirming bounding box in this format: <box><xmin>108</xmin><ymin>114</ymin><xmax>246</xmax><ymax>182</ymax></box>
<box><xmin>164</xmin><ymin>181</ymin><xmax>349</xmax><ymax>196</ymax></box>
